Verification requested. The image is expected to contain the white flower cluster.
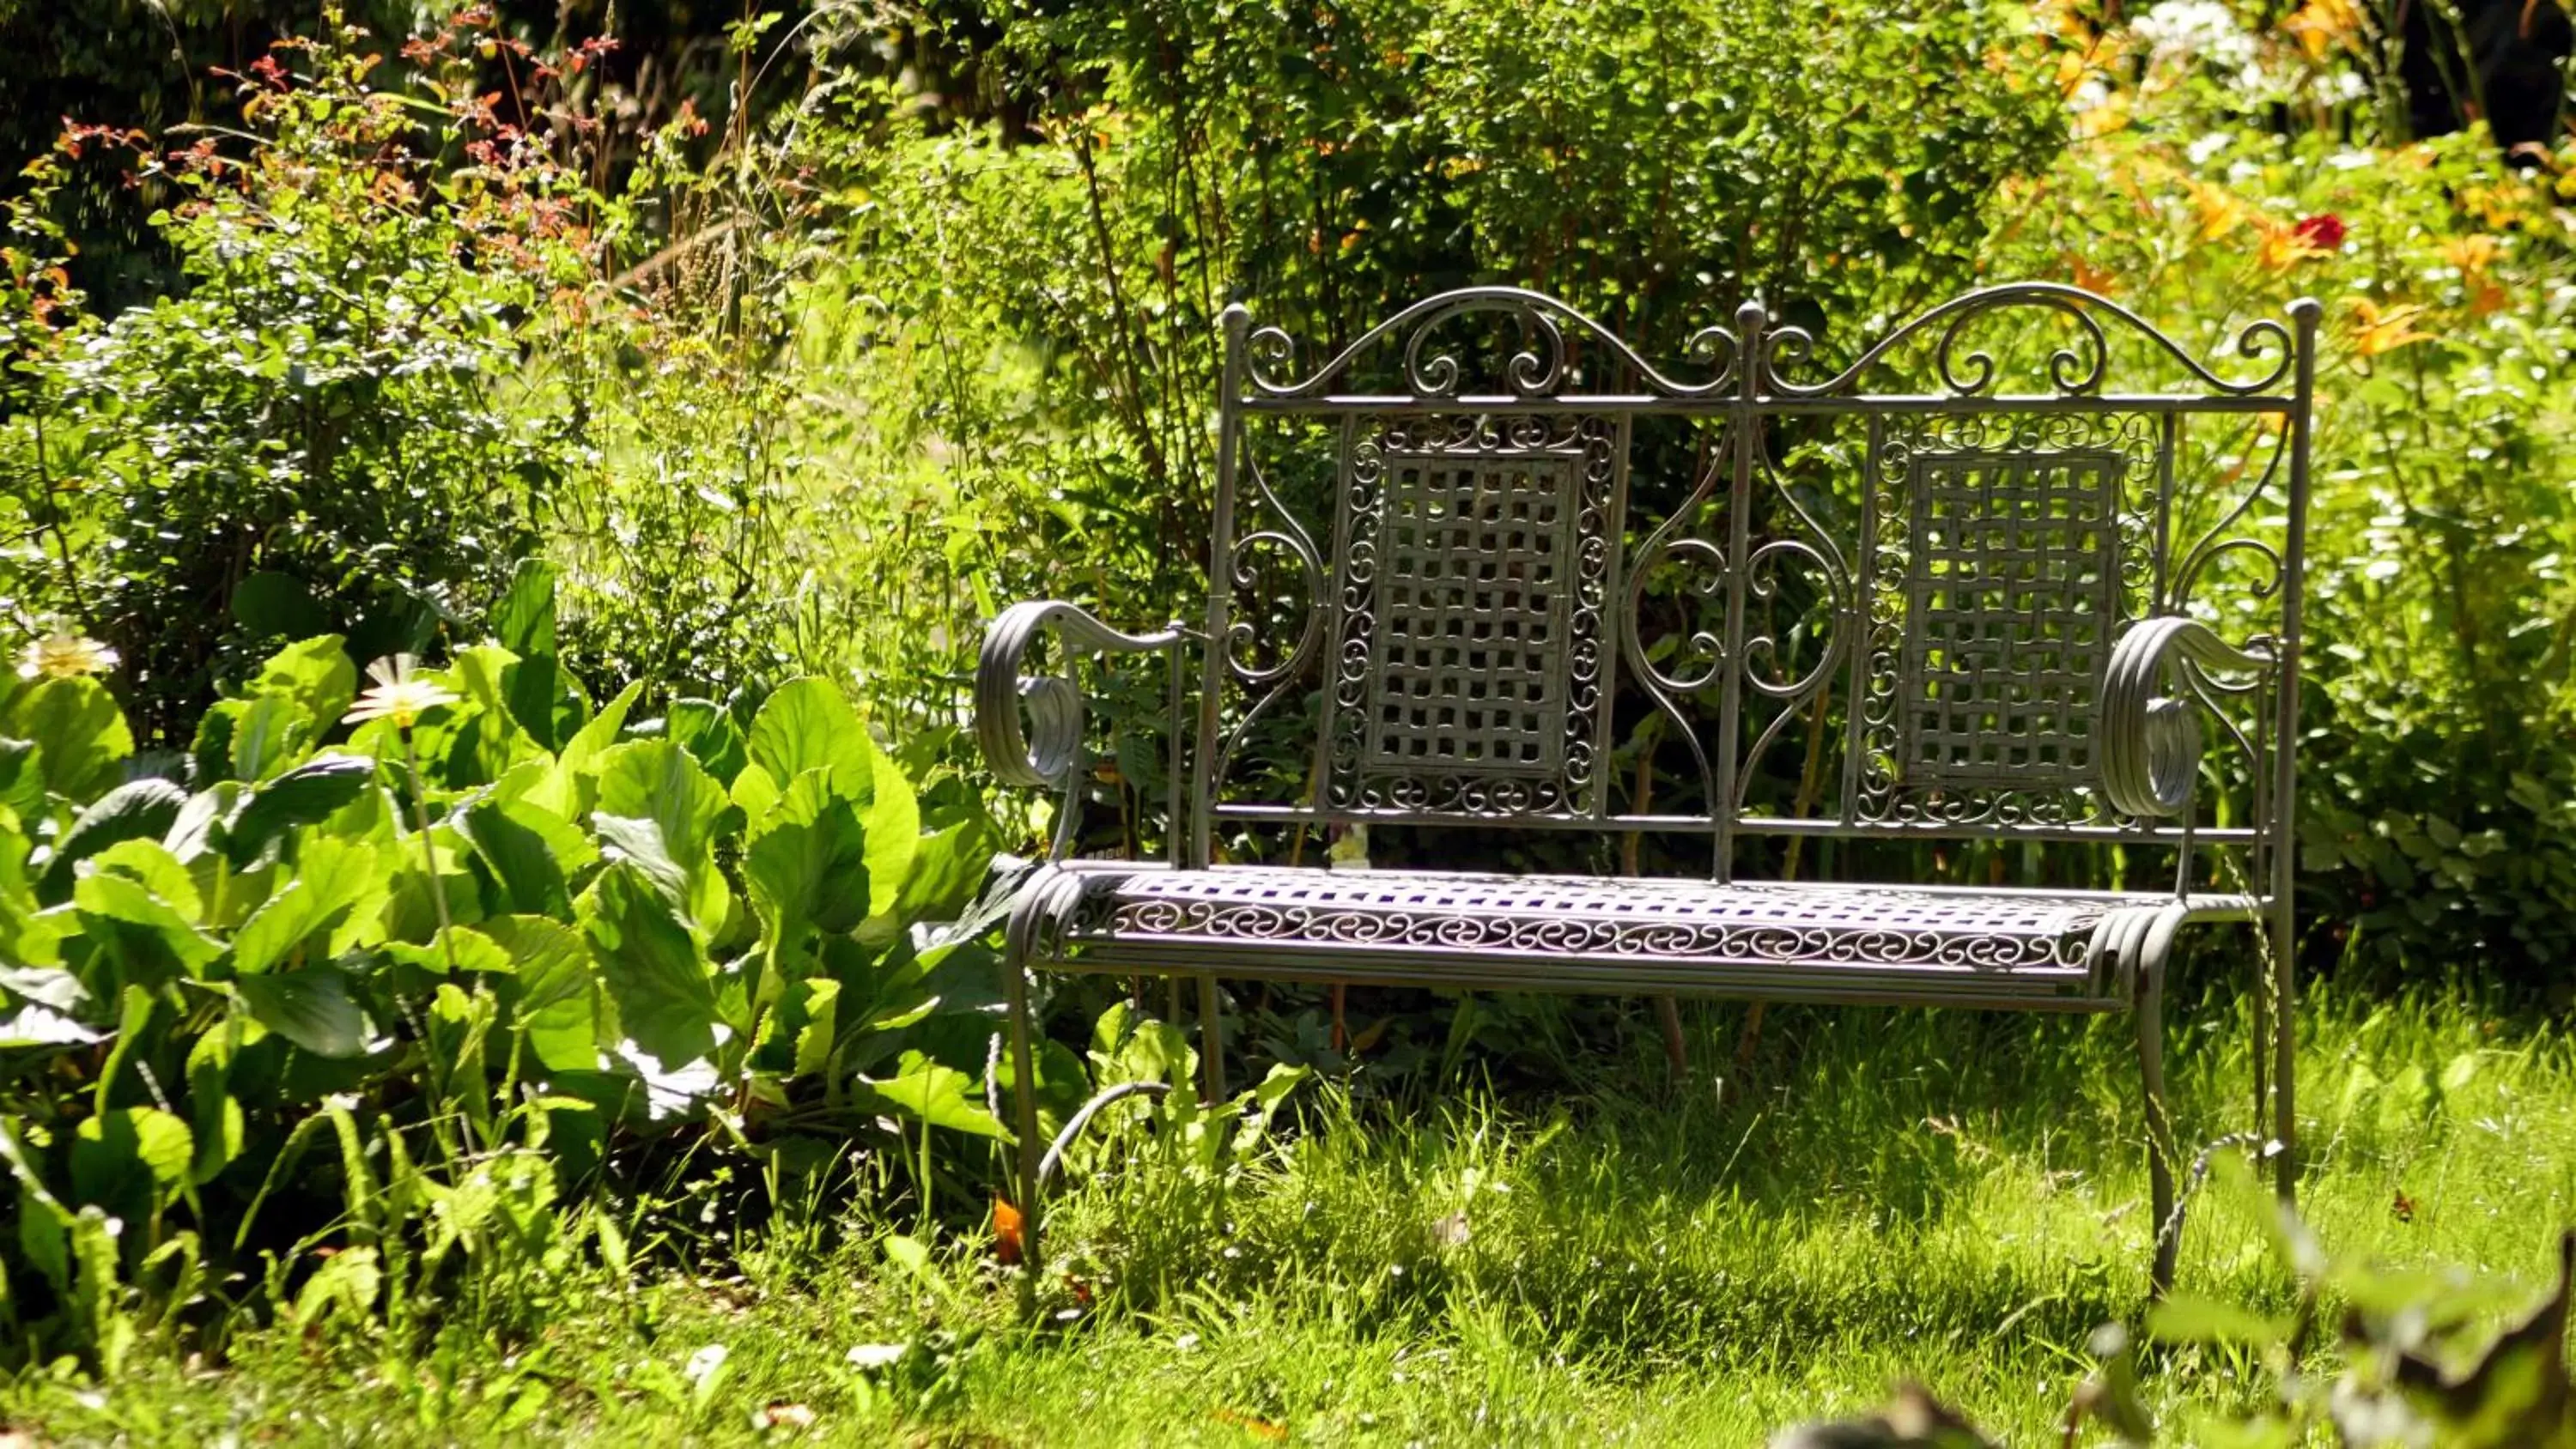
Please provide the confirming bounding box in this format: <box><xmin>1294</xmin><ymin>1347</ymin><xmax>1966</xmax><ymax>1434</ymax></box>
<box><xmin>2131</xmin><ymin>0</ymin><xmax>2259</xmax><ymax>71</ymax></box>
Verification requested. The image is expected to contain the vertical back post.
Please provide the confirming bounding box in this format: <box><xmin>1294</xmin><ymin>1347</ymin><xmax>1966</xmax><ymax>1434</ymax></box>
<box><xmin>1713</xmin><ymin>299</ymin><xmax>1766</xmax><ymax>881</ymax></box>
<box><xmin>1194</xmin><ymin>304</ymin><xmax>1252</xmax><ymax>870</ymax></box>
<box><xmin>1190</xmin><ymin>304</ymin><xmax>1252</xmax><ymax>1103</ymax></box>
<box><xmin>2271</xmin><ymin>296</ymin><xmax>2320</xmax><ymax>1205</ymax></box>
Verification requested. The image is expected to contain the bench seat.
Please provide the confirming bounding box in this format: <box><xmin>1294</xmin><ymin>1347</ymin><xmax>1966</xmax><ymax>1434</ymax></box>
<box><xmin>1013</xmin><ymin>863</ymin><xmax>2259</xmax><ymax>1011</ymax></box>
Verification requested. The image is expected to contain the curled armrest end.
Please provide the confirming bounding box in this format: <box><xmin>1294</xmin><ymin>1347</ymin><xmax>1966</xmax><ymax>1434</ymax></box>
<box><xmin>2101</xmin><ymin>617</ymin><xmax>2274</xmax><ymax>819</ymax></box>
<box><xmin>975</xmin><ymin>601</ymin><xmax>1184</xmax><ymax>790</ymax></box>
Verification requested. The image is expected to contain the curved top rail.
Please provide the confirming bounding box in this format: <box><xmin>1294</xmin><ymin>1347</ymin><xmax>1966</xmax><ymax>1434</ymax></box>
<box><xmin>1239</xmin><ymin>286</ymin><xmax>1745</xmax><ymax>401</ymax></box>
<box><xmin>1758</xmin><ymin>283</ymin><xmax>2312</xmax><ymax>400</ymax></box>
<box><xmin>1231</xmin><ymin>282</ymin><xmax>2314</xmax><ymax>404</ymax></box>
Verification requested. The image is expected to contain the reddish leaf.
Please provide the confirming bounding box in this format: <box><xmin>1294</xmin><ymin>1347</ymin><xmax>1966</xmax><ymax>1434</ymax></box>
<box><xmin>993</xmin><ymin>1195</ymin><xmax>1024</xmax><ymax>1265</ymax></box>
<box><xmin>1212</xmin><ymin>1408</ymin><xmax>1287</xmax><ymax>1441</ymax></box>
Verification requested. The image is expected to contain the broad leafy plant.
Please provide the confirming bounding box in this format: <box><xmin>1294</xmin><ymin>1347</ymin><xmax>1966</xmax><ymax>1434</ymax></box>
<box><xmin>0</xmin><ymin>566</ymin><xmax>1014</xmax><ymax>1367</ymax></box>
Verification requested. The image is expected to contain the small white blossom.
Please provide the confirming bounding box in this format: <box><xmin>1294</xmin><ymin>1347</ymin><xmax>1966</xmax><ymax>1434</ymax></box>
<box><xmin>2132</xmin><ymin>0</ymin><xmax>2257</xmax><ymax>70</ymax></box>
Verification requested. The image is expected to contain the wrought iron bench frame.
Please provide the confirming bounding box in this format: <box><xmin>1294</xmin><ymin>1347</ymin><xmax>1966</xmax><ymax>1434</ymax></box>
<box><xmin>976</xmin><ymin>283</ymin><xmax>2319</xmax><ymax>1303</ymax></box>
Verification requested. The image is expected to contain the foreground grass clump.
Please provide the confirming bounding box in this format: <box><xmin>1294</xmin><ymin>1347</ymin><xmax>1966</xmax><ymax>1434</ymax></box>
<box><xmin>8</xmin><ymin>984</ymin><xmax>2567</xmax><ymax>1446</ymax></box>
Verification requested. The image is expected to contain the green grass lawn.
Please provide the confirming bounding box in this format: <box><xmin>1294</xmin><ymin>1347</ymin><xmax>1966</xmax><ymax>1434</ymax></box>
<box><xmin>9</xmin><ymin>974</ymin><xmax>2567</xmax><ymax>1446</ymax></box>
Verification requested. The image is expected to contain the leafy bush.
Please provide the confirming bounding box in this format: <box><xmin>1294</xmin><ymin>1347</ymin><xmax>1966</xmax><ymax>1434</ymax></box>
<box><xmin>1981</xmin><ymin>0</ymin><xmax>2576</xmax><ymax>991</ymax></box>
<box><xmin>0</xmin><ymin>568</ymin><xmax>1026</xmax><ymax>1367</ymax></box>
<box><xmin>0</xmin><ymin>39</ymin><xmax>593</xmax><ymax>747</ymax></box>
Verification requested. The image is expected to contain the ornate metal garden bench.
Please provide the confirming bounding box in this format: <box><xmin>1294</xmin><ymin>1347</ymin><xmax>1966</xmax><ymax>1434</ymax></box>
<box><xmin>976</xmin><ymin>283</ymin><xmax>2318</xmax><ymax>1299</ymax></box>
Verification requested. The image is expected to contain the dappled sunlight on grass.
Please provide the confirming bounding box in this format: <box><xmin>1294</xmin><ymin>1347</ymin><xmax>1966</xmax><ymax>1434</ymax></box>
<box><xmin>20</xmin><ymin>987</ymin><xmax>2566</xmax><ymax>1445</ymax></box>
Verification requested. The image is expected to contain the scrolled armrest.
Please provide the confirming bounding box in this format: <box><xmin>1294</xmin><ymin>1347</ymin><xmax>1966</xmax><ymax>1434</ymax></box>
<box><xmin>2101</xmin><ymin>617</ymin><xmax>2275</xmax><ymax>819</ymax></box>
<box><xmin>975</xmin><ymin>601</ymin><xmax>1185</xmax><ymax>789</ymax></box>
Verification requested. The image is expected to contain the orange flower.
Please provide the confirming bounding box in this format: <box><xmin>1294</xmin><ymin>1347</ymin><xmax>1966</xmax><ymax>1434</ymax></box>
<box><xmin>2257</xmin><ymin>220</ymin><xmax>2332</xmax><ymax>270</ymax></box>
<box><xmin>2056</xmin><ymin>50</ymin><xmax>2091</xmax><ymax>98</ymax></box>
<box><xmin>2350</xmin><ymin>299</ymin><xmax>2433</xmax><ymax>359</ymax></box>
<box><xmin>2457</xmin><ymin>183</ymin><xmax>2529</xmax><ymax>230</ymax></box>
<box><xmin>2068</xmin><ymin>255</ymin><xmax>2119</xmax><ymax>295</ymax></box>
<box><xmin>2189</xmin><ymin>179</ymin><xmax>2251</xmax><ymax>242</ymax></box>
<box><xmin>2281</xmin><ymin>0</ymin><xmax>2362</xmax><ymax>62</ymax></box>
<box><xmin>2441</xmin><ymin>233</ymin><xmax>2502</xmax><ymax>276</ymax></box>
<box><xmin>2075</xmin><ymin>94</ymin><xmax>2132</xmax><ymax>138</ymax></box>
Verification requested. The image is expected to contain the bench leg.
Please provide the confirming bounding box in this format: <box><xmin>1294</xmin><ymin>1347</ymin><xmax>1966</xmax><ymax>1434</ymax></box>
<box><xmin>2251</xmin><ymin>924</ymin><xmax>2271</xmax><ymax>1159</ymax></box>
<box><xmin>1198</xmin><ymin>974</ymin><xmax>1225</xmax><ymax>1101</ymax></box>
<box><xmin>1005</xmin><ymin>943</ymin><xmax>1044</xmax><ymax>1320</ymax></box>
<box><xmin>2136</xmin><ymin>952</ymin><xmax>2179</xmax><ymax>1299</ymax></box>
<box><xmin>2271</xmin><ymin>900</ymin><xmax>2299</xmax><ymax>1210</ymax></box>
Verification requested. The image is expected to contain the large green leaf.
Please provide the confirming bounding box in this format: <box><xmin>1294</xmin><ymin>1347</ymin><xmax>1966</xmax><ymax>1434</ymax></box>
<box><xmin>69</xmin><ymin>1106</ymin><xmax>193</xmax><ymax>1220</ymax></box>
<box><xmin>580</xmin><ymin>862</ymin><xmax>717</xmax><ymax>1068</ymax></box>
<box><xmin>746</xmin><ymin>677</ymin><xmax>873</xmax><ymax>799</ymax></box>
<box><xmin>591</xmin><ymin>814</ymin><xmax>691</xmax><ymax>909</ymax></box>
<box><xmin>595</xmin><ymin>740</ymin><xmax>731</xmax><ymax>877</ymax></box>
<box><xmin>737</xmin><ymin>683</ymin><xmax>919</xmax><ymax>923</ymax></box>
<box><xmin>481</xmin><ymin>914</ymin><xmax>597</xmax><ymax>1074</ymax></box>
<box><xmin>857</xmin><ymin>1052</ymin><xmax>1006</xmax><ymax>1139</ymax></box>
<box><xmin>83</xmin><ymin>839</ymin><xmax>201</xmax><ymax>920</ymax></box>
<box><xmin>662</xmin><ymin>698</ymin><xmax>747</xmax><ymax>785</ymax></box>
<box><xmin>1</xmin><ymin>677</ymin><xmax>132</xmax><ymax>802</ymax></box>
<box><xmin>42</xmin><ymin>779</ymin><xmax>190</xmax><ymax>900</ymax></box>
<box><xmin>234</xmin><ymin>967</ymin><xmax>369</xmax><ymax>1058</ymax></box>
<box><xmin>230</xmin><ymin>571</ymin><xmax>328</xmax><ymax>640</ymax></box>
<box><xmin>594</xmin><ymin>740</ymin><xmax>735</xmax><ymax>937</ymax></box>
<box><xmin>494</xmin><ymin>561</ymin><xmax>565</xmax><ymax>751</ymax></box>
<box><xmin>224</xmin><ymin>753</ymin><xmax>375</xmax><ymax>870</ymax></box>
<box><xmin>460</xmin><ymin>796</ymin><xmax>586</xmax><ymax>919</ymax></box>
<box><xmin>190</xmin><ymin>699</ymin><xmax>245</xmax><ymax>785</ymax></box>
<box><xmin>493</xmin><ymin>560</ymin><xmax>557</xmax><ymax>660</ymax></box>
<box><xmin>523</xmin><ymin>681</ymin><xmax>641</xmax><ymax>820</ymax></box>
<box><xmin>161</xmin><ymin>780</ymin><xmax>243</xmax><ymax>868</ymax></box>
<box><xmin>789</xmin><ymin>978</ymin><xmax>839</xmax><ymax>1077</ymax></box>
<box><xmin>230</xmin><ymin>837</ymin><xmax>386</xmax><ymax>974</ymax></box>
<box><xmin>0</xmin><ymin>737</ymin><xmax>46</xmax><ymax>821</ymax></box>
<box><xmin>1</xmin><ymin>1123</ymin><xmax>74</xmax><ymax>1292</ymax></box>
<box><xmin>72</xmin><ymin>872</ymin><xmax>222</xmax><ymax>984</ymax></box>
<box><xmin>895</xmin><ymin>816</ymin><xmax>996</xmax><ymax>925</ymax></box>
<box><xmin>744</xmin><ymin>769</ymin><xmax>872</xmax><ymax>946</ymax></box>
<box><xmin>436</xmin><ymin>644</ymin><xmax>549</xmax><ymax>787</ymax></box>
<box><xmin>185</xmin><ymin>1026</ymin><xmax>243</xmax><ymax>1186</ymax></box>
<box><xmin>380</xmin><ymin>925</ymin><xmax>514</xmax><ymax>981</ymax></box>
<box><xmin>249</xmin><ymin>636</ymin><xmax>358</xmax><ymax>729</ymax></box>
<box><xmin>855</xmin><ymin>737</ymin><xmax>919</xmax><ymax>920</ymax></box>
<box><xmin>228</xmin><ymin>693</ymin><xmax>312</xmax><ymax>783</ymax></box>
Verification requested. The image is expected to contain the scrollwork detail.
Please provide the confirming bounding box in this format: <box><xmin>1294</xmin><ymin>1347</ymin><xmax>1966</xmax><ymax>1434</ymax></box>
<box><xmin>1761</xmin><ymin>282</ymin><xmax>2296</xmax><ymax>399</ymax></box>
<box><xmin>1243</xmin><ymin>288</ymin><xmax>1740</xmax><ymax>399</ymax></box>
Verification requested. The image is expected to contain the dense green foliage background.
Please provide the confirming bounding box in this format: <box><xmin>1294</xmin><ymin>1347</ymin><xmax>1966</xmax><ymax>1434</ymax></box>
<box><xmin>0</xmin><ymin>0</ymin><xmax>2573</xmax><ymax>1420</ymax></box>
<box><xmin>9</xmin><ymin>0</ymin><xmax>2574</xmax><ymax>986</ymax></box>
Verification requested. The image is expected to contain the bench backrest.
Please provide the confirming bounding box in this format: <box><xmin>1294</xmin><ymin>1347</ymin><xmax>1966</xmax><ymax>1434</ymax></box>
<box><xmin>1190</xmin><ymin>286</ymin><xmax>2317</xmax><ymax>884</ymax></box>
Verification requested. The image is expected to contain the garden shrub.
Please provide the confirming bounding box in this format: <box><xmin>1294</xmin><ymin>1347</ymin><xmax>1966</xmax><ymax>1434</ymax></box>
<box><xmin>0</xmin><ymin>39</ymin><xmax>592</xmax><ymax>748</ymax></box>
<box><xmin>0</xmin><ymin>569</ymin><xmax>1031</xmax><ymax>1367</ymax></box>
<box><xmin>1984</xmin><ymin>0</ymin><xmax>2576</xmax><ymax>991</ymax></box>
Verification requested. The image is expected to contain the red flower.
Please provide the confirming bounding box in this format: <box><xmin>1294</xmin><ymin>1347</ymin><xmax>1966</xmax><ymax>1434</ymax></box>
<box><xmin>2293</xmin><ymin>214</ymin><xmax>2347</xmax><ymax>252</ymax></box>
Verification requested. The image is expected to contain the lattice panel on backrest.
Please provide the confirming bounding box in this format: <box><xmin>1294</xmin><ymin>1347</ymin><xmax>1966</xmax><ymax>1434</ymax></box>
<box><xmin>1323</xmin><ymin>414</ymin><xmax>1620</xmax><ymax>817</ymax></box>
<box><xmin>1898</xmin><ymin>448</ymin><xmax>2122</xmax><ymax>789</ymax></box>
<box><xmin>1365</xmin><ymin>454</ymin><xmax>1575</xmax><ymax>773</ymax></box>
